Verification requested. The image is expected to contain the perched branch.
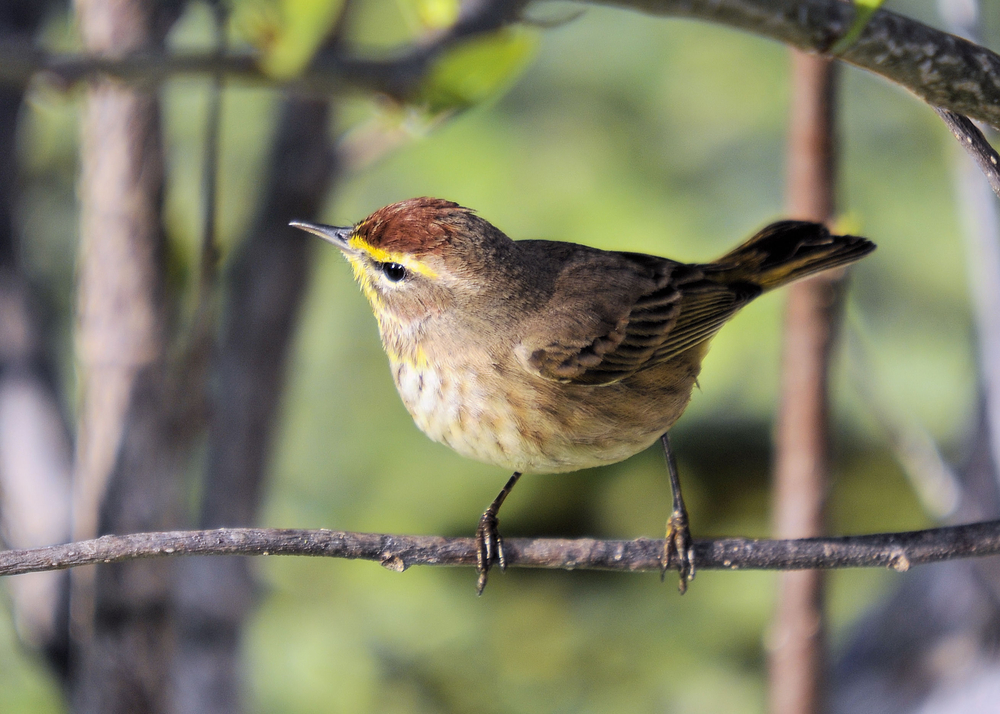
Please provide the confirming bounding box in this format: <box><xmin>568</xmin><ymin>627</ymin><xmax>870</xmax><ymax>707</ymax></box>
<box><xmin>3</xmin><ymin>522</ymin><xmax>1000</xmax><ymax>578</ymax></box>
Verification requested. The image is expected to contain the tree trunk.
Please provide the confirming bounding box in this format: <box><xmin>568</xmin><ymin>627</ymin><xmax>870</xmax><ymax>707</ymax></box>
<box><xmin>71</xmin><ymin>1</ymin><xmax>184</xmax><ymax>711</ymax></box>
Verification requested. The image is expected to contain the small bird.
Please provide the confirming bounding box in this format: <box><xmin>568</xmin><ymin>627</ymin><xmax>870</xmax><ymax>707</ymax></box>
<box><xmin>291</xmin><ymin>198</ymin><xmax>875</xmax><ymax>594</ymax></box>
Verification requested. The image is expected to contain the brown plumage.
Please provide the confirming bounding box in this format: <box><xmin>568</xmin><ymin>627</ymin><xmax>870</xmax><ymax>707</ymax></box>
<box><xmin>353</xmin><ymin>197</ymin><xmax>470</xmax><ymax>256</ymax></box>
<box><xmin>291</xmin><ymin>198</ymin><xmax>876</xmax><ymax>592</ymax></box>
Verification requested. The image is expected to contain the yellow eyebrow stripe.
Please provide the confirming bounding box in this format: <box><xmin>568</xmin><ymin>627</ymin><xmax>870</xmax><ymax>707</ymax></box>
<box><xmin>348</xmin><ymin>236</ymin><xmax>439</xmax><ymax>279</ymax></box>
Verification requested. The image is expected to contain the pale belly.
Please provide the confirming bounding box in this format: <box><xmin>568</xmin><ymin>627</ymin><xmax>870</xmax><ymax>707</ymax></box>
<box><xmin>389</xmin><ymin>355</ymin><xmax>699</xmax><ymax>474</ymax></box>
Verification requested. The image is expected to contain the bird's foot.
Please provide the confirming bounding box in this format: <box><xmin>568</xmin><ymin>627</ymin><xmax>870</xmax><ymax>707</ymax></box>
<box><xmin>475</xmin><ymin>507</ymin><xmax>506</xmax><ymax>595</ymax></box>
<box><xmin>662</xmin><ymin>508</ymin><xmax>695</xmax><ymax>594</ymax></box>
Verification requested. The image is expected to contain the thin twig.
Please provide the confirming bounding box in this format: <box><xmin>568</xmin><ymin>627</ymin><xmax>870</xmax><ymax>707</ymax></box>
<box><xmin>197</xmin><ymin>1</ymin><xmax>225</xmax><ymax>299</ymax></box>
<box><xmin>3</xmin><ymin>522</ymin><xmax>1000</xmax><ymax>578</ymax></box>
<box><xmin>845</xmin><ymin>320</ymin><xmax>962</xmax><ymax>518</ymax></box>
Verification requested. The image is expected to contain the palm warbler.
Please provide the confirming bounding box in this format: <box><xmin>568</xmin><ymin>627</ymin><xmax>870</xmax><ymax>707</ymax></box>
<box><xmin>291</xmin><ymin>198</ymin><xmax>875</xmax><ymax>593</ymax></box>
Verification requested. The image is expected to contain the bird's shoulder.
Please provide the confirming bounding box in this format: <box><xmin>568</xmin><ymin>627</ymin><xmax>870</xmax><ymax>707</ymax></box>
<box><xmin>514</xmin><ymin>240</ymin><xmax>688</xmax><ymax>293</ymax></box>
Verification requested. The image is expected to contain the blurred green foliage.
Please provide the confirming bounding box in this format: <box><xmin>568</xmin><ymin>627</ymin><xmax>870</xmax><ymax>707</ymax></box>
<box><xmin>1</xmin><ymin>0</ymin><xmax>988</xmax><ymax>711</ymax></box>
<box><xmin>230</xmin><ymin>0</ymin><xmax>346</xmax><ymax>78</ymax></box>
<box><xmin>419</xmin><ymin>27</ymin><xmax>539</xmax><ymax>112</ymax></box>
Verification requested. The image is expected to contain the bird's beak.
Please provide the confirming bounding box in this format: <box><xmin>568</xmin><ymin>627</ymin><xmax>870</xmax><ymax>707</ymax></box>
<box><xmin>289</xmin><ymin>220</ymin><xmax>354</xmax><ymax>252</ymax></box>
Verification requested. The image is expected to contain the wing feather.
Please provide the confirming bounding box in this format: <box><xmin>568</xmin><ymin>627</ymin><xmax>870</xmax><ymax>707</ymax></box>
<box><xmin>649</xmin><ymin>285</ymin><xmax>759</xmax><ymax>363</ymax></box>
<box><xmin>515</xmin><ymin>245</ymin><xmax>760</xmax><ymax>385</ymax></box>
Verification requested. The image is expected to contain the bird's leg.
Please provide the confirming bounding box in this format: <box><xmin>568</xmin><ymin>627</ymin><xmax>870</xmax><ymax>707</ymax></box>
<box><xmin>661</xmin><ymin>432</ymin><xmax>695</xmax><ymax>593</ymax></box>
<box><xmin>476</xmin><ymin>471</ymin><xmax>522</xmax><ymax>595</ymax></box>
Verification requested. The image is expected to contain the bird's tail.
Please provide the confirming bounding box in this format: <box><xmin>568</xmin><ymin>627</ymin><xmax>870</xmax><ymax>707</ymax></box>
<box><xmin>706</xmin><ymin>221</ymin><xmax>875</xmax><ymax>291</ymax></box>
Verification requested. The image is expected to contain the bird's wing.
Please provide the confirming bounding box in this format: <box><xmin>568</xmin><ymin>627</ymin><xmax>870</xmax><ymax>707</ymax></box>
<box><xmin>517</xmin><ymin>220</ymin><xmax>874</xmax><ymax>386</ymax></box>
<box><xmin>515</xmin><ymin>250</ymin><xmax>759</xmax><ymax>386</ymax></box>
<box><xmin>646</xmin><ymin>280</ymin><xmax>760</xmax><ymax>364</ymax></box>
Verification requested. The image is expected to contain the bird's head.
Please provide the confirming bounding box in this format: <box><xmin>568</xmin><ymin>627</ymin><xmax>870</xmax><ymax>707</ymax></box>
<box><xmin>291</xmin><ymin>197</ymin><xmax>517</xmax><ymax>336</ymax></box>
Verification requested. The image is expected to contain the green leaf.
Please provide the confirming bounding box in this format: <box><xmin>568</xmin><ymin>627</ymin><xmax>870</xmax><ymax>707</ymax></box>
<box><xmin>396</xmin><ymin>0</ymin><xmax>461</xmax><ymax>31</ymax></box>
<box><xmin>231</xmin><ymin>0</ymin><xmax>345</xmax><ymax>79</ymax></box>
<box><xmin>418</xmin><ymin>27</ymin><xmax>539</xmax><ymax>113</ymax></box>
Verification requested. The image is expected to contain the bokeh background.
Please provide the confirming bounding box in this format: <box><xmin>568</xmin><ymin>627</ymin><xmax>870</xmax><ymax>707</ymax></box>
<box><xmin>2</xmin><ymin>0</ymin><xmax>999</xmax><ymax>711</ymax></box>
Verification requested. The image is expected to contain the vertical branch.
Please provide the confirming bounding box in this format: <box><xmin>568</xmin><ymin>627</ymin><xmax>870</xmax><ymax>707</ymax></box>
<box><xmin>168</xmin><ymin>3</ymin><xmax>346</xmax><ymax>705</ymax></box>
<box><xmin>169</xmin><ymin>97</ymin><xmax>337</xmax><ymax>714</ymax></box>
<box><xmin>193</xmin><ymin>0</ymin><xmax>224</xmax><ymax>328</ymax></box>
<box><xmin>769</xmin><ymin>52</ymin><xmax>839</xmax><ymax>714</ymax></box>
<box><xmin>199</xmin><ymin>2</ymin><xmax>224</xmax><ymax>295</ymax></box>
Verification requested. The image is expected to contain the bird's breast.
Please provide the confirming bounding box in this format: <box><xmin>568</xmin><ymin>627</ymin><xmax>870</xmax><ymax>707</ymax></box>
<box><xmin>388</xmin><ymin>350</ymin><xmax>699</xmax><ymax>474</ymax></box>
<box><xmin>391</xmin><ymin>359</ymin><xmax>538</xmax><ymax>471</ymax></box>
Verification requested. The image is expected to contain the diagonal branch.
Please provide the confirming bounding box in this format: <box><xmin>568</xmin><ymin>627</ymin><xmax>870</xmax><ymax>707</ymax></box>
<box><xmin>936</xmin><ymin>108</ymin><xmax>1000</xmax><ymax>200</ymax></box>
<box><xmin>3</xmin><ymin>521</ymin><xmax>1000</xmax><ymax>578</ymax></box>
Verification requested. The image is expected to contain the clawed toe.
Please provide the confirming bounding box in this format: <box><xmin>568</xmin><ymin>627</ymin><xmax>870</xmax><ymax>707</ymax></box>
<box><xmin>662</xmin><ymin>509</ymin><xmax>696</xmax><ymax>594</ymax></box>
<box><xmin>474</xmin><ymin>472</ymin><xmax>522</xmax><ymax>595</ymax></box>
<box><xmin>475</xmin><ymin>509</ymin><xmax>504</xmax><ymax>595</ymax></box>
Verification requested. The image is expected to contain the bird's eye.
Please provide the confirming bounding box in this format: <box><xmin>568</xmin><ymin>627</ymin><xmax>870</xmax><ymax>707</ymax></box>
<box><xmin>380</xmin><ymin>262</ymin><xmax>407</xmax><ymax>282</ymax></box>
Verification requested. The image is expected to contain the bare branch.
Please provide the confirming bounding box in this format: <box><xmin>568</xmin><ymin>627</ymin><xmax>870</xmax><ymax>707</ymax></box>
<box><xmin>0</xmin><ymin>0</ymin><xmax>529</xmax><ymax>100</ymax></box>
<box><xmin>0</xmin><ymin>42</ymin><xmax>264</xmax><ymax>88</ymax></box>
<box><xmin>3</xmin><ymin>522</ymin><xmax>1000</xmax><ymax>578</ymax></box>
